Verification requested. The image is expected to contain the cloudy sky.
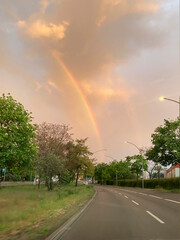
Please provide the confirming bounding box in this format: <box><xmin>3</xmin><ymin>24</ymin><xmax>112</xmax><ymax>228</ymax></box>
<box><xmin>0</xmin><ymin>0</ymin><xmax>179</xmax><ymax>163</ymax></box>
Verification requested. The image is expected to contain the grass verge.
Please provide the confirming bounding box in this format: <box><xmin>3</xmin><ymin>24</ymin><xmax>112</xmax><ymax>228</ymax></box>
<box><xmin>0</xmin><ymin>183</ymin><xmax>95</xmax><ymax>240</ymax></box>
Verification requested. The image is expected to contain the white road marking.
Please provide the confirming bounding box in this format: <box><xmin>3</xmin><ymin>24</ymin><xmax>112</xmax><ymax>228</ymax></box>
<box><xmin>146</xmin><ymin>211</ymin><xmax>165</xmax><ymax>224</ymax></box>
<box><xmin>139</xmin><ymin>193</ymin><xmax>147</xmax><ymax>196</ymax></box>
<box><xmin>149</xmin><ymin>195</ymin><xmax>162</xmax><ymax>199</ymax></box>
<box><xmin>118</xmin><ymin>193</ymin><xmax>122</xmax><ymax>195</ymax></box>
<box><xmin>125</xmin><ymin>190</ymin><xmax>137</xmax><ymax>194</ymax></box>
<box><xmin>132</xmin><ymin>200</ymin><xmax>139</xmax><ymax>206</ymax></box>
<box><xmin>124</xmin><ymin>195</ymin><xmax>128</xmax><ymax>199</ymax></box>
<box><xmin>164</xmin><ymin>199</ymin><xmax>180</xmax><ymax>204</ymax></box>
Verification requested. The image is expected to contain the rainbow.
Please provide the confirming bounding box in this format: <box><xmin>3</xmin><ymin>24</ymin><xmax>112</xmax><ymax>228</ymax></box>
<box><xmin>52</xmin><ymin>50</ymin><xmax>103</xmax><ymax>155</ymax></box>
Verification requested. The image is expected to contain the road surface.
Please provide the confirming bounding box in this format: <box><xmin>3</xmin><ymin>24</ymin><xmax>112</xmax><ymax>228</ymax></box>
<box><xmin>58</xmin><ymin>185</ymin><xmax>180</xmax><ymax>240</ymax></box>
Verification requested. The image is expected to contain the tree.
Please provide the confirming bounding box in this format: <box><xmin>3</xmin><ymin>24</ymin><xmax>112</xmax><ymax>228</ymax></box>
<box><xmin>36</xmin><ymin>122</ymin><xmax>72</xmax><ymax>189</ymax></box>
<box><xmin>130</xmin><ymin>155</ymin><xmax>148</xmax><ymax>181</ymax></box>
<box><xmin>152</xmin><ymin>164</ymin><xmax>164</xmax><ymax>179</ymax></box>
<box><xmin>94</xmin><ymin>163</ymin><xmax>108</xmax><ymax>184</ymax></box>
<box><xmin>117</xmin><ymin>159</ymin><xmax>133</xmax><ymax>180</ymax></box>
<box><xmin>37</xmin><ymin>152</ymin><xmax>65</xmax><ymax>190</ymax></box>
<box><xmin>66</xmin><ymin>138</ymin><xmax>94</xmax><ymax>186</ymax></box>
<box><xmin>146</xmin><ymin>160</ymin><xmax>157</xmax><ymax>179</ymax></box>
<box><xmin>146</xmin><ymin>119</ymin><xmax>180</xmax><ymax>166</ymax></box>
<box><xmin>0</xmin><ymin>94</ymin><xmax>37</xmax><ymax>177</ymax></box>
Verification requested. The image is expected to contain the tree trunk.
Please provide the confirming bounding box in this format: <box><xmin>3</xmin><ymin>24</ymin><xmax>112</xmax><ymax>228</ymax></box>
<box><xmin>50</xmin><ymin>175</ymin><xmax>53</xmax><ymax>190</ymax></box>
<box><xmin>75</xmin><ymin>172</ymin><xmax>79</xmax><ymax>187</ymax></box>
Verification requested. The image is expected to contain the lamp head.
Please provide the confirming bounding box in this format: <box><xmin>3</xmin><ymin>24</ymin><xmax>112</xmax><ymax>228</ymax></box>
<box><xmin>159</xmin><ymin>96</ymin><xmax>164</xmax><ymax>101</ymax></box>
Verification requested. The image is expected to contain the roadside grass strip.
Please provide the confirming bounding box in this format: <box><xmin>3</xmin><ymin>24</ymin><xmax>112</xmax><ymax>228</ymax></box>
<box><xmin>146</xmin><ymin>211</ymin><xmax>165</xmax><ymax>224</ymax></box>
<box><xmin>0</xmin><ymin>184</ymin><xmax>95</xmax><ymax>240</ymax></box>
<box><xmin>131</xmin><ymin>200</ymin><xmax>139</xmax><ymax>206</ymax></box>
<box><xmin>164</xmin><ymin>199</ymin><xmax>180</xmax><ymax>204</ymax></box>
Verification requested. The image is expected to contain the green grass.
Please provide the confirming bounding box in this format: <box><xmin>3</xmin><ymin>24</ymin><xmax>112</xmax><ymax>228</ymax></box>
<box><xmin>0</xmin><ymin>183</ymin><xmax>95</xmax><ymax>240</ymax></box>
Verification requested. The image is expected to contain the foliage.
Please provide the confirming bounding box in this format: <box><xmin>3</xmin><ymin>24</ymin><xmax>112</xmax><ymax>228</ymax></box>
<box><xmin>0</xmin><ymin>94</ymin><xmax>37</xmax><ymax>175</ymax></box>
<box><xmin>130</xmin><ymin>155</ymin><xmax>148</xmax><ymax>180</ymax></box>
<box><xmin>94</xmin><ymin>163</ymin><xmax>109</xmax><ymax>184</ymax></box>
<box><xmin>146</xmin><ymin>119</ymin><xmax>180</xmax><ymax>166</ymax></box>
<box><xmin>94</xmin><ymin>159</ymin><xmax>135</xmax><ymax>185</ymax></box>
<box><xmin>118</xmin><ymin>177</ymin><xmax>180</xmax><ymax>189</ymax></box>
<box><xmin>36</xmin><ymin>122</ymin><xmax>72</xmax><ymax>158</ymax></box>
<box><xmin>66</xmin><ymin>138</ymin><xmax>94</xmax><ymax>186</ymax></box>
<box><xmin>35</xmin><ymin>122</ymin><xmax>72</xmax><ymax>189</ymax></box>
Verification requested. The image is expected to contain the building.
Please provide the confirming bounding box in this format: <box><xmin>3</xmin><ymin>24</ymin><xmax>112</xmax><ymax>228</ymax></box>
<box><xmin>164</xmin><ymin>163</ymin><xmax>180</xmax><ymax>178</ymax></box>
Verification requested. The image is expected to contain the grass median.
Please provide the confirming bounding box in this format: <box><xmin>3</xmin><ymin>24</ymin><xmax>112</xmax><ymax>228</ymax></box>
<box><xmin>0</xmin><ymin>183</ymin><xmax>95</xmax><ymax>240</ymax></box>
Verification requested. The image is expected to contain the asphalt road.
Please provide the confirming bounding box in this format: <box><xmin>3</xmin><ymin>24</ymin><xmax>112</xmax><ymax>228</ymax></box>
<box><xmin>59</xmin><ymin>186</ymin><xmax>180</xmax><ymax>240</ymax></box>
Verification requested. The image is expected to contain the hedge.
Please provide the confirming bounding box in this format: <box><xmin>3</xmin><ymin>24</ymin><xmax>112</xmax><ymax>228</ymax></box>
<box><xmin>117</xmin><ymin>178</ymin><xmax>180</xmax><ymax>189</ymax></box>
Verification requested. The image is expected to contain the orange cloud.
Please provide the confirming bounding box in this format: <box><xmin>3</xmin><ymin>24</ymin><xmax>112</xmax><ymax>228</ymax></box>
<box><xmin>81</xmin><ymin>81</ymin><xmax>136</xmax><ymax>104</ymax></box>
<box><xmin>18</xmin><ymin>20</ymin><xmax>69</xmax><ymax>40</ymax></box>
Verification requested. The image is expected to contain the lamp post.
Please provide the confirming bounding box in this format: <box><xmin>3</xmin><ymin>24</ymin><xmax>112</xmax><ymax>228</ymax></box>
<box><xmin>160</xmin><ymin>96</ymin><xmax>180</xmax><ymax>117</ymax></box>
<box><xmin>125</xmin><ymin>141</ymin><xmax>144</xmax><ymax>188</ymax></box>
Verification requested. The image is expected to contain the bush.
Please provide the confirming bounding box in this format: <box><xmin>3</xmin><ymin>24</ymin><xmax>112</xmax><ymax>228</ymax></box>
<box><xmin>117</xmin><ymin>178</ymin><xmax>179</xmax><ymax>189</ymax></box>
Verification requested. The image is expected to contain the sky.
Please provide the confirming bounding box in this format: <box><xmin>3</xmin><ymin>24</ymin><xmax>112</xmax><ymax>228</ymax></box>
<box><xmin>0</xmin><ymin>0</ymin><xmax>179</xmax><ymax>163</ymax></box>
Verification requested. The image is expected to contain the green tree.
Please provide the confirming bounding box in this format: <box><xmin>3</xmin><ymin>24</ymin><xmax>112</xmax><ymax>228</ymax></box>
<box><xmin>130</xmin><ymin>155</ymin><xmax>148</xmax><ymax>181</ymax></box>
<box><xmin>66</xmin><ymin>138</ymin><xmax>94</xmax><ymax>186</ymax></box>
<box><xmin>146</xmin><ymin>119</ymin><xmax>180</xmax><ymax>166</ymax></box>
<box><xmin>0</xmin><ymin>94</ymin><xmax>37</xmax><ymax>177</ymax></box>
<box><xmin>117</xmin><ymin>159</ymin><xmax>133</xmax><ymax>180</ymax></box>
<box><xmin>94</xmin><ymin>163</ymin><xmax>108</xmax><ymax>184</ymax></box>
<box><xmin>37</xmin><ymin>152</ymin><xmax>65</xmax><ymax>190</ymax></box>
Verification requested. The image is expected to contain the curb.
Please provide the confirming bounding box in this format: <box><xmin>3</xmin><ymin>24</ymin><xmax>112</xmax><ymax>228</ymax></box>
<box><xmin>46</xmin><ymin>189</ymin><xmax>97</xmax><ymax>240</ymax></box>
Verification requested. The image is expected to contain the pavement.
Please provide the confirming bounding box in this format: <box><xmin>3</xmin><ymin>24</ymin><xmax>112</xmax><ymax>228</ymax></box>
<box><xmin>51</xmin><ymin>185</ymin><xmax>180</xmax><ymax>240</ymax></box>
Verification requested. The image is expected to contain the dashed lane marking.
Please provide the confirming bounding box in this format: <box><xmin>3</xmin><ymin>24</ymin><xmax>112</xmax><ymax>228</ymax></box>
<box><xmin>132</xmin><ymin>200</ymin><xmax>139</xmax><ymax>206</ymax></box>
<box><xmin>146</xmin><ymin>211</ymin><xmax>165</xmax><ymax>224</ymax></box>
<box><xmin>149</xmin><ymin>195</ymin><xmax>162</xmax><ymax>199</ymax></box>
<box><xmin>164</xmin><ymin>199</ymin><xmax>180</xmax><ymax>204</ymax></box>
<box><xmin>139</xmin><ymin>193</ymin><xmax>147</xmax><ymax>196</ymax></box>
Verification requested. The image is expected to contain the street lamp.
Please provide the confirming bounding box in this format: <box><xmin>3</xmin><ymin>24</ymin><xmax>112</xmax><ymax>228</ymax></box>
<box><xmin>160</xmin><ymin>96</ymin><xmax>180</xmax><ymax>117</ymax></box>
<box><xmin>125</xmin><ymin>141</ymin><xmax>144</xmax><ymax>188</ymax></box>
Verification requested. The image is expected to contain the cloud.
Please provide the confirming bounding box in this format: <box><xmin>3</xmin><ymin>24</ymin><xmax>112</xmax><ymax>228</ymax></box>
<box><xmin>81</xmin><ymin>80</ymin><xmax>136</xmax><ymax>104</ymax></box>
<box><xmin>108</xmin><ymin>0</ymin><xmax>159</xmax><ymax>13</ymax></box>
<box><xmin>18</xmin><ymin>20</ymin><xmax>69</xmax><ymax>40</ymax></box>
<box><xmin>0</xmin><ymin>0</ymin><xmax>176</xmax><ymax>109</ymax></box>
<box><xmin>51</xmin><ymin>0</ymin><xmax>166</xmax><ymax>82</ymax></box>
<box><xmin>40</xmin><ymin>0</ymin><xmax>51</xmax><ymax>14</ymax></box>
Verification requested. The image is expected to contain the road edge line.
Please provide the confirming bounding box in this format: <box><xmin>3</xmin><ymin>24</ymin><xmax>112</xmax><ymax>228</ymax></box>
<box><xmin>46</xmin><ymin>188</ymin><xmax>97</xmax><ymax>240</ymax></box>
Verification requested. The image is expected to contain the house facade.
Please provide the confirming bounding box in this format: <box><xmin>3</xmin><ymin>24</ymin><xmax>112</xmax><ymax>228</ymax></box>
<box><xmin>164</xmin><ymin>163</ymin><xmax>180</xmax><ymax>178</ymax></box>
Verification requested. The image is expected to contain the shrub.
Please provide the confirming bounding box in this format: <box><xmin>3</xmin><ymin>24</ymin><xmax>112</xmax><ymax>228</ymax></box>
<box><xmin>117</xmin><ymin>178</ymin><xmax>179</xmax><ymax>189</ymax></box>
